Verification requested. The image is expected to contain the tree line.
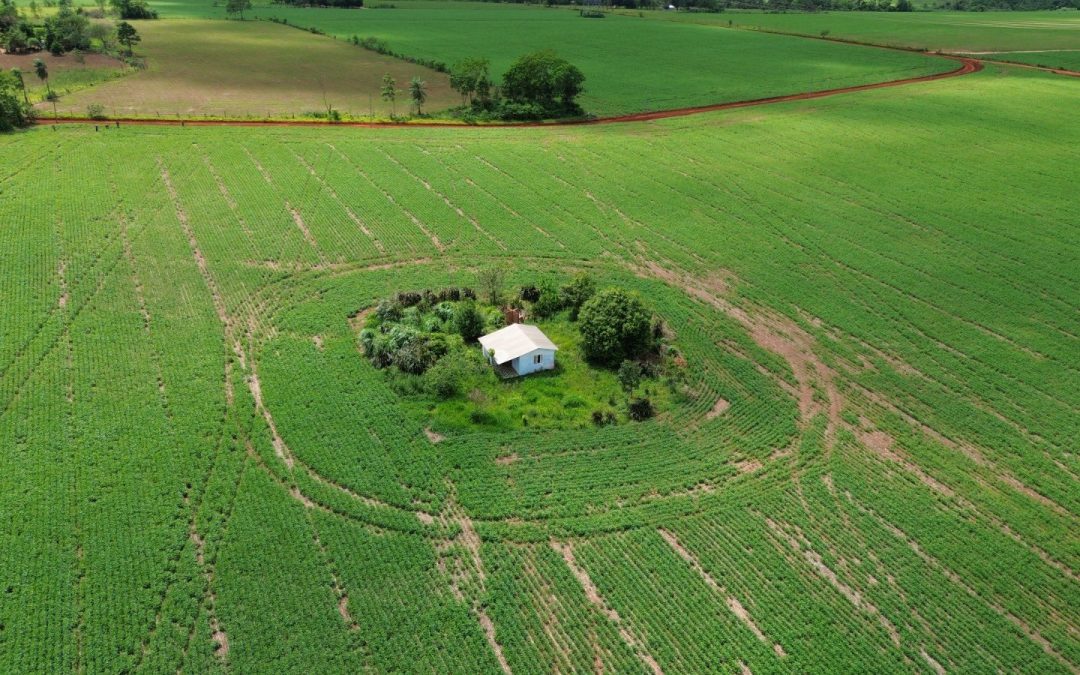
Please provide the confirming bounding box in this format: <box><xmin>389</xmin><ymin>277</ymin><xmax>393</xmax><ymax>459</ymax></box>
<box><xmin>2</xmin><ymin>0</ymin><xmax>146</xmax><ymax>56</ymax></box>
<box><xmin>377</xmin><ymin>50</ymin><xmax>585</xmax><ymax>121</ymax></box>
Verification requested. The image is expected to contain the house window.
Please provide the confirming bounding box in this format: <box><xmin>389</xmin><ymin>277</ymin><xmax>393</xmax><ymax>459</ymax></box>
<box><xmin>534</xmin><ymin>354</ymin><xmax>543</xmax><ymax>365</ymax></box>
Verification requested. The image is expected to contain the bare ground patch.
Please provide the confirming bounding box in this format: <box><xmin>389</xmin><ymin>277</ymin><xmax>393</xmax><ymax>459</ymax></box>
<box><xmin>706</xmin><ymin>397</ymin><xmax>731</xmax><ymax>419</ymax></box>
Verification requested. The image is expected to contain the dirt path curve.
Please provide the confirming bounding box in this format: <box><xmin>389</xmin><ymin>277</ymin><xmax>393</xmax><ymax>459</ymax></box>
<box><xmin>38</xmin><ymin>58</ymin><xmax>982</xmax><ymax>130</ymax></box>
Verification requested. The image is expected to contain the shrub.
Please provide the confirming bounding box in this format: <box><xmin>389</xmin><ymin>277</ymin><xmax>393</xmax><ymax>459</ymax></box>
<box><xmin>617</xmin><ymin>360</ymin><xmax>642</xmax><ymax>394</ymax></box>
<box><xmin>563</xmin><ymin>394</ymin><xmax>587</xmax><ymax>408</ymax></box>
<box><xmin>531</xmin><ymin>281</ymin><xmax>562</xmax><ymax>318</ymax></box>
<box><xmin>396</xmin><ymin>290</ymin><xmax>422</xmax><ymax>307</ymax></box>
<box><xmin>485</xmin><ymin>307</ymin><xmax>506</xmax><ymax>331</ymax></box>
<box><xmin>519</xmin><ymin>285</ymin><xmax>540</xmax><ymax>302</ymax></box>
<box><xmin>579</xmin><ymin>288</ymin><xmax>652</xmax><ymax>366</ymax></box>
<box><xmin>561</xmin><ymin>273</ymin><xmax>595</xmax><ymax>320</ymax></box>
<box><xmin>628</xmin><ymin>397</ymin><xmax>654</xmax><ymax>421</ymax></box>
<box><xmin>393</xmin><ymin>340</ymin><xmax>434</xmax><ymax>374</ymax></box>
<box><xmin>86</xmin><ymin>103</ymin><xmax>106</xmax><ymax>119</ymax></box>
<box><xmin>375</xmin><ymin>298</ymin><xmax>402</xmax><ymax>323</ymax></box>
<box><xmin>454</xmin><ymin>300</ymin><xmax>485</xmax><ymax>343</ymax></box>
<box><xmin>358</xmin><ymin>328</ymin><xmax>377</xmax><ymax>354</ymax></box>
<box><xmin>433</xmin><ymin>301</ymin><xmax>455</xmax><ymax>322</ymax></box>
<box><xmin>425</xmin><ymin>353</ymin><xmax>467</xmax><ymax>398</ymax></box>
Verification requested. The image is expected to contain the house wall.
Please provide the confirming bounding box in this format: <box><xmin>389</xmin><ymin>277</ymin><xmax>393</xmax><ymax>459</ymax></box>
<box><xmin>513</xmin><ymin>349</ymin><xmax>556</xmax><ymax>376</ymax></box>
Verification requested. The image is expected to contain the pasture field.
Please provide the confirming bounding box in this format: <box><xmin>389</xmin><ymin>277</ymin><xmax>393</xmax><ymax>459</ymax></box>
<box><xmin>1</xmin><ymin>62</ymin><xmax>1077</xmax><ymax>672</ymax></box>
<box><xmin>0</xmin><ymin>52</ymin><xmax>128</xmax><ymax>104</ymax></box>
<box><xmin>203</xmin><ymin>2</ymin><xmax>956</xmax><ymax>116</ymax></box>
<box><xmin>705</xmin><ymin>9</ymin><xmax>1080</xmax><ymax>53</ymax></box>
<box><xmin>46</xmin><ymin>19</ymin><xmax>455</xmax><ymax>119</ymax></box>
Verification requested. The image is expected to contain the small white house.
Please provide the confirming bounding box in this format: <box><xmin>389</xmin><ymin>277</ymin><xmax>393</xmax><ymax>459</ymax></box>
<box><xmin>478</xmin><ymin>324</ymin><xmax>558</xmax><ymax>378</ymax></box>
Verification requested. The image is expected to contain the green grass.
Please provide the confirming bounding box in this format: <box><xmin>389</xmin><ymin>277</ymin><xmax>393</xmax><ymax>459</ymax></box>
<box><xmin>47</xmin><ymin>18</ymin><xmax>456</xmax><ymax>117</ymax></box>
<box><xmin>0</xmin><ymin>52</ymin><xmax>128</xmax><ymax>104</ymax></box>
<box><xmin>190</xmin><ymin>1</ymin><xmax>956</xmax><ymax>115</ymax></box>
<box><xmin>0</xmin><ymin>62</ymin><xmax>1077</xmax><ymax>672</ymax></box>
<box><xmin>396</xmin><ymin>317</ymin><xmax>674</xmax><ymax>433</ymax></box>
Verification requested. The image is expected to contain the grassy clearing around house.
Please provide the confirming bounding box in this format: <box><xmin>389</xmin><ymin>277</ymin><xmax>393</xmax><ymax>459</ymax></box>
<box><xmin>214</xmin><ymin>1</ymin><xmax>955</xmax><ymax>115</ymax></box>
<box><xmin>391</xmin><ymin>317</ymin><xmax>676</xmax><ymax>433</ymax></box>
<box><xmin>50</xmin><ymin>18</ymin><xmax>455</xmax><ymax>118</ymax></box>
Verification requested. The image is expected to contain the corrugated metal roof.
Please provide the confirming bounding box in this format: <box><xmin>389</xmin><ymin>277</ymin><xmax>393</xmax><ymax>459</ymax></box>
<box><xmin>478</xmin><ymin>324</ymin><xmax>558</xmax><ymax>365</ymax></box>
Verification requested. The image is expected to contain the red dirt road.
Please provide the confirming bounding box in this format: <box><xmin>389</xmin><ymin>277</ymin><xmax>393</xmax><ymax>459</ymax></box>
<box><xmin>39</xmin><ymin>57</ymin><xmax>986</xmax><ymax>130</ymax></box>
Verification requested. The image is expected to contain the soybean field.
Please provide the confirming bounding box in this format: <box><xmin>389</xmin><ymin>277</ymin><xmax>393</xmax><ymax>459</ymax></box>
<box><xmin>1</xmin><ymin>59</ymin><xmax>1077</xmax><ymax>673</ymax></box>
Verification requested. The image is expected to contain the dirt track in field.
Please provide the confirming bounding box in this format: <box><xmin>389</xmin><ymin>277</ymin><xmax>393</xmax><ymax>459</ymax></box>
<box><xmin>38</xmin><ymin>58</ymin><xmax>986</xmax><ymax>130</ymax></box>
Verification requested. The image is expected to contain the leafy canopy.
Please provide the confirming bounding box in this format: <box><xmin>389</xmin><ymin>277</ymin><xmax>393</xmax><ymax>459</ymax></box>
<box><xmin>578</xmin><ymin>288</ymin><xmax>652</xmax><ymax>366</ymax></box>
<box><xmin>501</xmin><ymin>50</ymin><xmax>585</xmax><ymax>114</ymax></box>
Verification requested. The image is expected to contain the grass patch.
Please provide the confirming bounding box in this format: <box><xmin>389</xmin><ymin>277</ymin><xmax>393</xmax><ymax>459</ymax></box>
<box><xmin>49</xmin><ymin>18</ymin><xmax>456</xmax><ymax>118</ymax></box>
<box><xmin>394</xmin><ymin>318</ymin><xmax>673</xmax><ymax>433</ymax></box>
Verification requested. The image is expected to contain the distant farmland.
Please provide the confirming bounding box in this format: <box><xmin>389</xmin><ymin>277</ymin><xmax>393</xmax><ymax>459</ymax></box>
<box><xmin>226</xmin><ymin>2</ymin><xmax>955</xmax><ymax>115</ymax></box>
<box><xmin>1</xmin><ymin>61</ymin><xmax>1076</xmax><ymax>672</ymax></box>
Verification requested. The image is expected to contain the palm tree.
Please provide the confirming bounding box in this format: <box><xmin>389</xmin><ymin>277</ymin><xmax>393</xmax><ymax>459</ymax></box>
<box><xmin>10</xmin><ymin>68</ymin><xmax>28</xmax><ymax>104</ymax></box>
<box><xmin>409</xmin><ymin>76</ymin><xmax>427</xmax><ymax>116</ymax></box>
<box><xmin>33</xmin><ymin>58</ymin><xmax>51</xmax><ymax>98</ymax></box>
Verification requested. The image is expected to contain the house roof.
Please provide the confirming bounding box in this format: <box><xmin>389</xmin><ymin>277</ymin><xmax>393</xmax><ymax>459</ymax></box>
<box><xmin>478</xmin><ymin>324</ymin><xmax>558</xmax><ymax>365</ymax></box>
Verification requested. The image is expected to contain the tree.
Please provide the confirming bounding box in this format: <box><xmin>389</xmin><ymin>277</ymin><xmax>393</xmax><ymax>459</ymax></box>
<box><xmin>578</xmin><ymin>288</ymin><xmax>652</xmax><ymax>366</ymax></box>
<box><xmin>449</xmin><ymin>57</ymin><xmax>491</xmax><ymax>106</ymax></box>
<box><xmin>502</xmin><ymin>50</ymin><xmax>585</xmax><ymax>114</ymax></box>
<box><xmin>560</xmin><ymin>272</ymin><xmax>595</xmax><ymax>320</ymax></box>
<box><xmin>380</xmin><ymin>73</ymin><xmax>397</xmax><ymax>116</ymax></box>
<box><xmin>531</xmin><ymin>280</ymin><xmax>561</xmax><ymax>319</ymax></box>
<box><xmin>115</xmin><ymin>21</ymin><xmax>139</xmax><ymax>55</ymax></box>
<box><xmin>454</xmin><ymin>300</ymin><xmax>485</xmax><ymax>343</ymax></box>
<box><xmin>88</xmin><ymin>21</ymin><xmax>113</xmax><ymax>50</ymax></box>
<box><xmin>33</xmin><ymin>58</ymin><xmax>50</xmax><ymax>98</ymax></box>
<box><xmin>409</xmin><ymin>76</ymin><xmax>427</xmax><ymax>115</ymax></box>
<box><xmin>9</xmin><ymin>68</ymin><xmax>27</xmax><ymax>104</ymax></box>
<box><xmin>0</xmin><ymin>0</ymin><xmax>18</xmax><ymax>31</ymax></box>
<box><xmin>225</xmin><ymin>0</ymin><xmax>251</xmax><ymax>20</ymax></box>
<box><xmin>477</xmin><ymin>265</ymin><xmax>507</xmax><ymax>305</ymax></box>
<box><xmin>617</xmin><ymin>360</ymin><xmax>642</xmax><ymax>395</ymax></box>
<box><xmin>111</xmin><ymin>0</ymin><xmax>156</xmax><ymax>18</ymax></box>
<box><xmin>43</xmin><ymin>3</ymin><xmax>90</xmax><ymax>53</ymax></box>
<box><xmin>0</xmin><ymin>70</ymin><xmax>33</xmax><ymax>132</ymax></box>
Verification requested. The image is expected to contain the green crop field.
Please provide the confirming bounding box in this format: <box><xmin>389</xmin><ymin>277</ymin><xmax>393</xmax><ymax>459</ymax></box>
<box><xmin>1</xmin><ymin>52</ymin><xmax>1077</xmax><ymax>673</ymax></box>
<box><xmin>195</xmin><ymin>2</ymin><xmax>956</xmax><ymax>116</ymax></box>
<box><xmin>985</xmin><ymin>49</ymin><xmax>1080</xmax><ymax>69</ymax></box>
<box><xmin>700</xmin><ymin>9</ymin><xmax>1080</xmax><ymax>52</ymax></box>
